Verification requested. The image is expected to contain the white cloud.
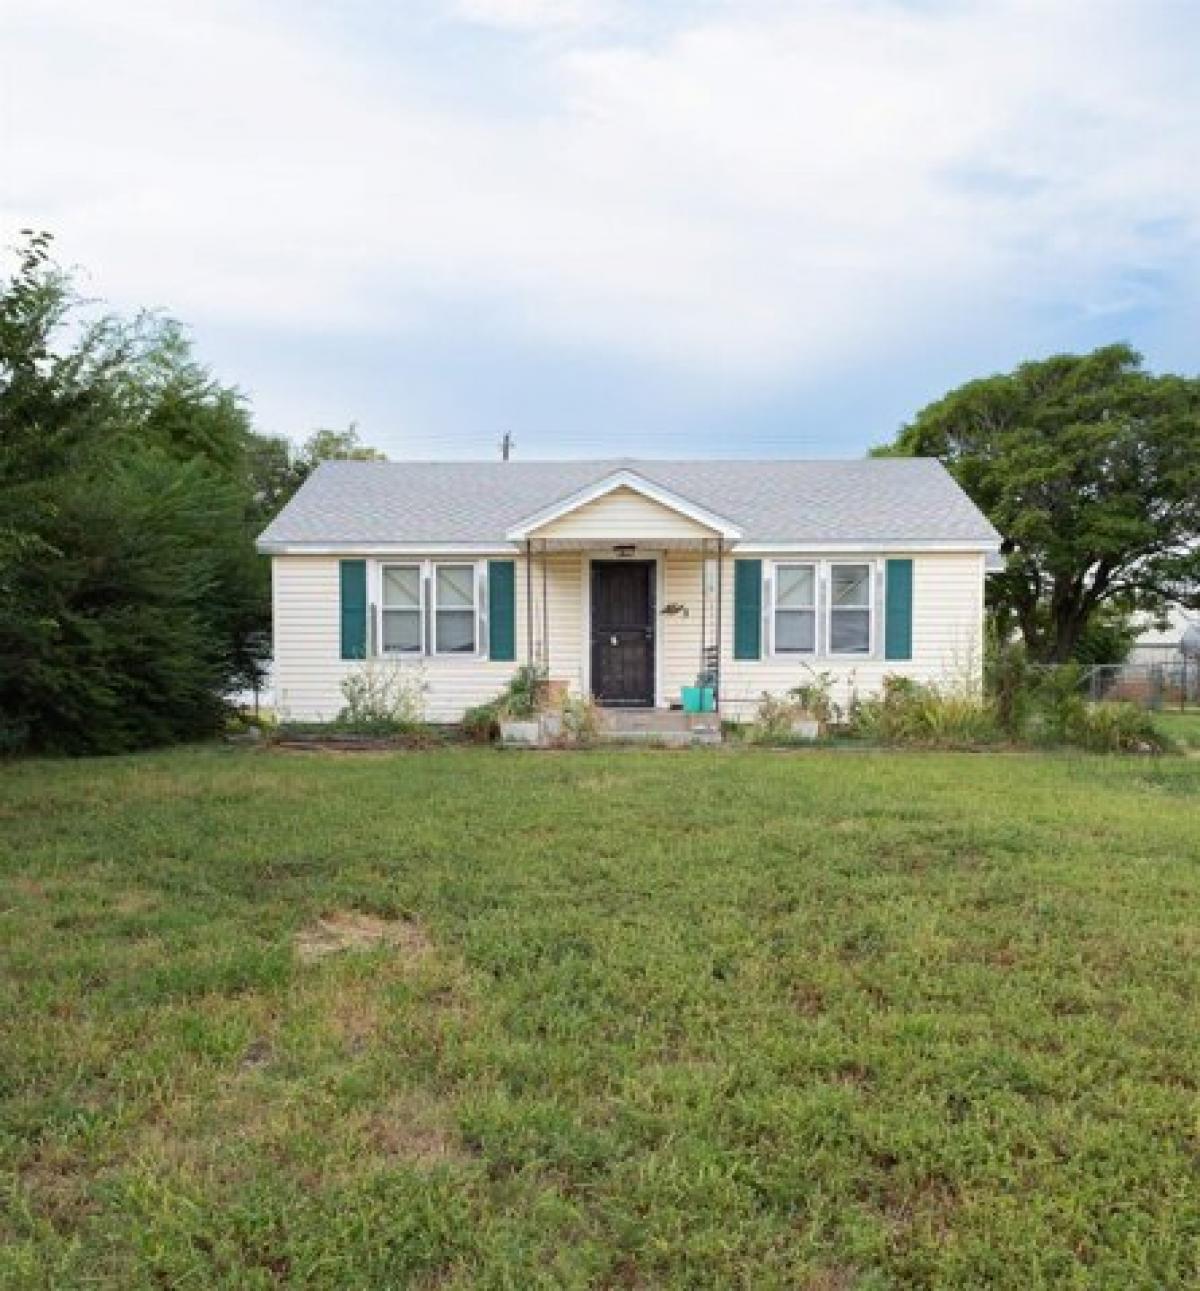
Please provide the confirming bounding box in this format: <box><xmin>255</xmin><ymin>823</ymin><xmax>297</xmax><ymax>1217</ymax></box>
<box><xmin>451</xmin><ymin>0</ymin><xmax>606</xmax><ymax>31</ymax></box>
<box><xmin>2</xmin><ymin>0</ymin><xmax>1197</xmax><ymax>383</ymax></box>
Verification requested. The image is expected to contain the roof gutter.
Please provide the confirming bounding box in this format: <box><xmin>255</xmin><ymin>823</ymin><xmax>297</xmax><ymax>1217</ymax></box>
<box><xmin>256</xmin><ymin>541</ymin><xmax>521</xmax><ymax>556</ymax></box>
<box><xmin>733</xmin><ymin>540</ymin><xmax>1002</xmax><ymax>554</ymax></box>
<box><xmin>258</xmin><ymin>538</ymin><xmax>1001</xmax><ymax>557</ymax></box>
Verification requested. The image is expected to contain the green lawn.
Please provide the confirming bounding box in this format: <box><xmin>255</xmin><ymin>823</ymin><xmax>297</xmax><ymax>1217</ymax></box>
<box><xmin>2</xmin><ymin>746</ymin><xmax>1198</xmax><ymax>1289</ymax></box>
<box><xmin>1156</xmin><ymin>709</ymin><xmax>1200</xmax><ymax>750</ymax></box>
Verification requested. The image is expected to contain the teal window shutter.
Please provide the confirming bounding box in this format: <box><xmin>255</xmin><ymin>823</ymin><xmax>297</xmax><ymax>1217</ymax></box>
<box><xmin>488</xmin><ymin>560</ymin><xmax>516</xmax><ymax>661</ymax></box>
<box><xmin>733</xmin><ymin>559</ymin><xmax>762</xmax><ymax>660</ymax></box>
<box><xmin>884</xmin><ymin>559</ymin><xmax>913</xmax><ymax>660</ymax></box>
<box><xmin>340</xmin><ymin>559</ymin><xmax>368</xmax><ymax>660</ymax></box>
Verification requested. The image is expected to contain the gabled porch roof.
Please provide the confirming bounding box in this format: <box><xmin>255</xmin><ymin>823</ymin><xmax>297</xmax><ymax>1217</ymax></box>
<box><xmin>504</xmin><ymin>469</ymin><xmax>743</xmax><ymax>543</ymax></box>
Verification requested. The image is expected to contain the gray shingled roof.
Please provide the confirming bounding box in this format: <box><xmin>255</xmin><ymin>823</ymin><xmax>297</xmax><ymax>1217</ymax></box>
<box><xmin>257</xmin><ymin>458</ymin><xmax>1000</xmax><ymax>548</ymax></box>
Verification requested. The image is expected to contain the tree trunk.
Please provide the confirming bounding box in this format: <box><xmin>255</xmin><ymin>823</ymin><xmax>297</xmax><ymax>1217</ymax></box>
<box><xmin>1049</xmin><ymin>588</ymin><xmax>1087</xmax><ymax>663</ymax></box>
<box><xmin>1050</xmin><ymin>618</ymin><xmax>1084</xmax><ymax>663</ymax></box>
<box><xmin>1008</xmin><ymin>564</ymin><xmax>1046</xmax><ymax>659</ymax></box>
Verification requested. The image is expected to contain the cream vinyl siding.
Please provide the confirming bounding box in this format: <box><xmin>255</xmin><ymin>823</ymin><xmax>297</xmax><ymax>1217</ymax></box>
<box><xmin>656</xmin><ymin>552</ymin><xmax>983</xmax><ymax>710</ymax></box>
<box><xmin>715</xmin><ymin>551</ymin><xmax>986</xmax><ymax>720</ymax></box>
<box><xmin>272</xmin><ymin>549</ymin><xmax>985</xmax><ymax>721</ymax></box>
<box><xmin>530</xmin><ymin>551</ymin><xmax>585</xmax><ymax>691</ymax></box>
<box><xmin>661</xmin><ymin>553</ymin><xmax>708</xmax><ymax>700</ymax></box>
<box><xmin>272</xmin><ymin>554</ymin><xmax>588</xmax><ymax>723</ymax></box>
<box><xmin>532</xmin><ymin>487</ymin><xmax>717</xmax><ymax>542</ymax></box>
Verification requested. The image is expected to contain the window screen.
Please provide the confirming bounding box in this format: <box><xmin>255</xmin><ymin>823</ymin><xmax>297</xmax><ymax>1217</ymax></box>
<box><xmin>435</xmin><ymin>564</ymin><xmax>476</xmax><ymax>654</ymax></box>
<box><xmin>381</xmin><ymin>565</ymin><xmax>422</xmax><ymax>653</ymax></box>
<box><xmin>774</xmin><ymin>563</ymin><xmax>816</xmax><ymax>654</ymax></box>
<box><xmin>829</xmin><ymin>563</ymin><xmax>871</xmax><ymax>654</ymax></box>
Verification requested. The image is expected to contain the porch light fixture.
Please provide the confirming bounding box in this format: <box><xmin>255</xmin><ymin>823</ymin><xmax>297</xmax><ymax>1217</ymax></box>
<box><xmin>612</xmin><ymin>544</ymin><xmax>636</xmax><ymax>558</ymax></box>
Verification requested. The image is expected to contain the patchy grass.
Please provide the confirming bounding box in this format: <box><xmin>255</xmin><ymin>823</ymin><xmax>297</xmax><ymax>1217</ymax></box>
<box><xmin>293</xmin><ymin>909</ymin><xmax>434</xmax><ymax>962</ymax></box>
<box><xmin>2</xmin><ymin>745</ymin><xmax>1198</xmax><ymax>1289</ymax></box>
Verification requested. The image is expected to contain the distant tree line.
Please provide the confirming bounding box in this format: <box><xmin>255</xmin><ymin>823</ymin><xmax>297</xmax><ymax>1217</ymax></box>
<box><xmin>0</xmin><ymin>231</ymin><xmax>382</xmax><ymax>754</ymax></box>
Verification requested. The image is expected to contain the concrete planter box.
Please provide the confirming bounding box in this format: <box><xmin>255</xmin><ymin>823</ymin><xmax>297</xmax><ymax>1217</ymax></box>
<box><xmin>789</xmin><ymin>717</ymin><xmax>821</xmax><ymax>741</ymax></box>
<box><xmin>499</xmin><ymin>719</ymin><xmax>542</xmax><ymax>747</ymax></box>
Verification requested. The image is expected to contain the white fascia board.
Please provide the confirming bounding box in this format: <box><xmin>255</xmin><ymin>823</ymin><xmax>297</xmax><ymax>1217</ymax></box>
<box><xmin>733</xmin><ymin>540</ymin><xmax>1001</xmax><ymax>554</ymax></box>
<box><xmin>257</xmin><ymin>541</ymin><xmax>519</xmax><ymax>556</ymax></box>
<box><xmin>505</xmin><ymin>469</ymin><xmax>743</xmax><ymax>541</ymax></box>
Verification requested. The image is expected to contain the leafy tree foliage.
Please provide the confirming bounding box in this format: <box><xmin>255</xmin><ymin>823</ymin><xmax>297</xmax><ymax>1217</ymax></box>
<box><xmin>881</xmin><ymin>345</ymin><xmax>1200</xmax><ymax>662</ymax></box>
<box><xmin>5</xmin><ymin>456</ymin><xmax>252</xmax><ymax>753</ymax></box>
<box><xmin>1</xmin><ymin>233</ymin><xmax>328</xmax><ymax>752</ymax></box>
<box><xmin>248</xmin><ymin>424</ymin><xmax>384</xmax><ymax>528</ymax></box>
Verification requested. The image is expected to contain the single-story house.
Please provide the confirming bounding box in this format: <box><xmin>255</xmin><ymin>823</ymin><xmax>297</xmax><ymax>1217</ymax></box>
<box><xmin>256</xmin><ymin>458</ymin><xmax>1001</xmax><ymax>723</ymax></box>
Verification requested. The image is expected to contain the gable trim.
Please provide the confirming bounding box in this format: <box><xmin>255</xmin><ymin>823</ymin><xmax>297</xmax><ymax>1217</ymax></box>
<box><xmin>504</xmin><ymin>470</ymin><xmax>743</xmax><ymax>542</ymax></box>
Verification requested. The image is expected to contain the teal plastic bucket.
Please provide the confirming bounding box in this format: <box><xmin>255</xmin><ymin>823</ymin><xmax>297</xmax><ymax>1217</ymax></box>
<box><xmin>681</xmin><ymin>686</ymin><xmax>715</xmax><ymax>713</ymax></box>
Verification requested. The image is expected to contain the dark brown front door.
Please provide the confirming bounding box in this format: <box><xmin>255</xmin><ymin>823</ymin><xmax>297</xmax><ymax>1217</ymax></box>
<box><xmin>591</xmin><ymin>561</ymin><xmax>655</xmax><ymax>707</ymax></box>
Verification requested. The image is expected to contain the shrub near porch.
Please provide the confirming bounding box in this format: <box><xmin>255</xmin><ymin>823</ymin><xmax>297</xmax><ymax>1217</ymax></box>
<box><xmin>2</xmin><ymin>746</ymin><xmax>1198</xmax><ymax>1288</ymax></box>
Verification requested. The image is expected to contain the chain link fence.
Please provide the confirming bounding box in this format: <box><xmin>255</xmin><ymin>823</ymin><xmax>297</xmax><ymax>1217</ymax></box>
<box><xmin>1084</xmin><ymin>658</ymin><xmax>1200</xmax><ymax>711</ymax></box>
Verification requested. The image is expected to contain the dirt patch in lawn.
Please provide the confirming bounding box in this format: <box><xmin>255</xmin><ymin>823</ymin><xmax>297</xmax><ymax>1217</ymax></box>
<box><xmin>9</xmin><ymin>874</ymin><xmax>47</xmax><ymax>897</ymax></box>
<box><xmin>359</xmin><ymin>1092</ymin><xmax>470</xmax><ymax>1168</ymax></box>
<box><xmin>803</xmin><ymin>1269</ymin><xmax>861</xmax><ymax>1291</ymax></box>
<box><xmin>295</xmin><ymin>910</ymin><xmax>433</xmax><ymax>963</ymax></box>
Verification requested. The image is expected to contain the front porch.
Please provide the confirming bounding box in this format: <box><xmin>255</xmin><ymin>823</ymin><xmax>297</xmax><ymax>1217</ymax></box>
<box><xmin>517</xmin><ymin>537</ymin><xmax>728</xmax><ymax>715</ymax></box>
<box><xmin>506</xmin><ymin>469</ymin><xmax>741</xmax><ymax>716</ymax></box>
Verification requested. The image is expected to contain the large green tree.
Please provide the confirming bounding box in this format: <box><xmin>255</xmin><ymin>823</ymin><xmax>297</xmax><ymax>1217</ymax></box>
<box><xmin>0</xmin><ymin>233</ymin><xmax>267</xmax><ymax>752</ymax></box>
<box><xmin>880</xmin><ymin>345</ymin><xmax>1200</xmax><ymax>662</ymax></box>
<box><xmin>1</xmin><ymin>233</ymin><xmax>387</xmax><ymax>752</ymax></box>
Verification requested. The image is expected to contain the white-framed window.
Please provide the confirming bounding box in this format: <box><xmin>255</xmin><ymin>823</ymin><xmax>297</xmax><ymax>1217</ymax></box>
<box><xmin>380</xmin><ymin>564</ymin><xmax>423</xmax><ymax>654</ymax></box>
<box><xmin>433</xmin><ymin>563</ymin><xmax>477</xmax><ymax>655</ymax></box>
<box><xmin>828</xmin><ymin>562</ymin><xmax>872</xmax><ymax>655</ymax></box>
<box><xmin>773</xmin><ymin>563</ymin><xmax>817</xmax><ymax>654</ymax></box>
<box><xmin>376</xmin><ymin>560</ymin><xmax>482</xmax><ymax>657</ymax></box>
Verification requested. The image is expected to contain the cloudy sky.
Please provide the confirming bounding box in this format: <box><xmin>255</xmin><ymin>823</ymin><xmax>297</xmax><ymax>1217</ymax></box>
<box><xmin>3</xmin><ymin>0</ymin><xmax>1198</xmax><ymax>458</ymax></box>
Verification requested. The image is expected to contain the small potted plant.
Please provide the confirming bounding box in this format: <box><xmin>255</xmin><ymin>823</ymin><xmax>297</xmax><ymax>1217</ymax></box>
<box><xmin>787</xmin><ymin>668</ymin><xmax>838</xmax><ymax>739</ymax></box>
<box><xmin>497</xmin><ymin>664</ymin><xmax>548</xmax><ymax>746</ymax></box>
